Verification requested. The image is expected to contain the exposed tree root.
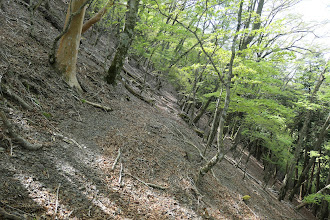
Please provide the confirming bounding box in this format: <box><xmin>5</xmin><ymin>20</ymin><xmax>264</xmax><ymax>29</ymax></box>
<box><xmin>38</xmin><ymin>5</ymin><xmax>62</xmax><ymax>30</ymax></box>
<box><xmin>1</xmin><ymin>84</ymin><xmax>32</xmax><ymax>110</ymax></box>
<box><xmin>0</xmin><ymin>207</ymin><xmax>22</xmax><ymax>220</ymax></box>
<box><xmin>0</xmin><ymin>110</ymin><xmax>42</xmax><ymax>150</ymax></box>
<box><xmin>123</xmin><ymin>65</ymin><xmax>152</xmax><ymax>90</ymax></box>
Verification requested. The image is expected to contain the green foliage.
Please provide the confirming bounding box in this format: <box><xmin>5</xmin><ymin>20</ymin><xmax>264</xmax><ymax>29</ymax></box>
<box><xmin>125</xmin><ymin>0</ymin><xmax>330</xmax><ymax>193</ymax></box>
<box><xmin>42</xmin><ymin>112</ymin><xmax>52</xmax><ymax>119</ymax></box>
<box><xmin>303</xmin><ymin>193</ymin><xmax>330</xmax><ymax>205</ymax></box>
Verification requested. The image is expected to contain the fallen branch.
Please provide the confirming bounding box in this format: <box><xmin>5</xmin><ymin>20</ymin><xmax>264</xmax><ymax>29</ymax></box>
<box><xmin>73</xmin><ymin>95</ymin><xmax>112</xmax><ymax>111</ymax></box>
<box><xmin>51</xmin><ymin>132</ymin><xmax>83</xmax><ymax>149</ymax></box>
<box><xmin>123</xmin><ymin>65</ymin><xmax>152</xmax><ymax>90</ymax></box>
<box><xmin>1</xmin><ymin>84</ymin><xmax>32</xmax><ymax>110</ymax></box>
<box><xmin>126</xmin><ymin>173</ymin><xmax>168</xmax><ymax>190</ymax></box>
<box><xmin>0</xmin><ymin>110</ymin><xmax>42</xmax><ymax>150</ymax></box>
<box><xmin>119</xmin><ymin>79</ymin><xmax>155</xmax><ymax>105</ymax></box>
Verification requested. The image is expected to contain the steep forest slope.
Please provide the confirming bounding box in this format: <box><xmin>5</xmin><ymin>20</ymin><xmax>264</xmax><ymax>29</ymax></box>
<box><xmin>0</xmin><ymin>1</ymin><xmax>317</xmax><ymax>219</ymax></box>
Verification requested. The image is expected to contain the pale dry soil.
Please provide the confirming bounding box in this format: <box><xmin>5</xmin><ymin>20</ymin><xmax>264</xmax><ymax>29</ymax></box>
<box><xmin>0</xmin><ymin>1</ymin><xmax>316</xmax><ymax>219</ymax></box>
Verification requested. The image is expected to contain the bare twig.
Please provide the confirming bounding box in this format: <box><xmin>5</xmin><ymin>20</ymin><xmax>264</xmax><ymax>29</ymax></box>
<box><xmin>118</xmin><ymin>162</ymin><xmax>123</xmax><ymax>185</ymax></box>
<box><xmin>53</xmin><ymin>183</ymin><xmax>61</xmax><ymax>219</ymax></box>
<box><xmin>112</xmin><ymin>148</ymin><xmax>121</xmax><ymax>170</ymax></box>
<box><xmin>0</xmin><ymin>201</ymin><xmax>32</xmax><ymax>217</ymax></box>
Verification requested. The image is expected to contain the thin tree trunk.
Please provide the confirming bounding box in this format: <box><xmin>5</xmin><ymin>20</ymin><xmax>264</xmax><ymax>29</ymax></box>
<box><xmin>288</xmin><ymin>112</ymin><xmax>330</xmax><ymax>201</ymax></box>
<box><xmin>278</xmin><ymin>69</ymin><xmax>327</xmax><ymax>201</ymax></box>
<box><xmin>193</xmin><ymin>81</ymin><xmax>220</xmax><ymax>124</ymax></box>
<box><xmin>105</xmin><ymin>0</ymin><xmax>139</xmax><ymax>84</ymax></box>
<box><xmin>204</xmin><ymin>87</ymin><xmax>223</xmax><ymax>154</ymax></box>
<box><xmin>306</xmin><ymin>160</ymin><xmax>316</xmax><ymax>195</ymax></box>
<box><xmin>315</xmin><ymin>159</ymin><xmax>321</xmax><ymax>193</ymax></box>
<box><xmin>318</xmin><ymin>168</ymin><xmax>330</xmax><ymax>219</ymax></box>
<box><xmin>295</xmin><ymin>184</ymin><xmax>330</xmax><ymax>210</ymax></box>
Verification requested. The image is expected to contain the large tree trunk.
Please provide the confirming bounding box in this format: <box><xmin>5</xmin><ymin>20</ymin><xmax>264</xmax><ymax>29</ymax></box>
<box><xmin>56</xmin><ymin>0</ymin><xmax>88</xmax><ymax>90</ymax></box>
<box><xmin>105</xmin><ymin>0</ymin><xmax>139</xmax><ymax>84</ymax></box>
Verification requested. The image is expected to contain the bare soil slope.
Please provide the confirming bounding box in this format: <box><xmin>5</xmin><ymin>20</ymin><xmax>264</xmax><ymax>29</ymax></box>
<box><xmin>0</xmin><ymin>1</ymin><xmax>315</xmax><ymax>219</ymax></box>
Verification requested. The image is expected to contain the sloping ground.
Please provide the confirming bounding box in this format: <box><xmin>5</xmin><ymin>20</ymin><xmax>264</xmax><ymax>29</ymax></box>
<box><xmin>0</xmin><ymin>1</ymin><xmax>315</xmax><ymax>219</ymax></box>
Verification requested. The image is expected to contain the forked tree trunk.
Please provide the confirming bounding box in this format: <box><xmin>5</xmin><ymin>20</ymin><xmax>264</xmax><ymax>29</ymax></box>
<box><xmin>197</xmin><ymin>0</ymin><xmax>243</xmax><ymax>182</ymax></box>
<box><xmin>81</xmin><ymin>0</ymin><xmax>114</xmax><ymax>34</ymax></box>
<box><xmin>56</xmin><ymin>0</ymin><xmax>88</xmax><ymax>90</ymax></box>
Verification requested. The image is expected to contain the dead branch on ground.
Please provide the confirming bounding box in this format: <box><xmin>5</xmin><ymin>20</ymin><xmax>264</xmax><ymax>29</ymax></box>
<box><xmin>53</xmin><ymin>183</ymin><xmax>61</xmax><ymax>219</ymax></box>
<box><xmin>73</xmin><ymin>95</ymin><xmax>112</xmax><ymax>111</ymax></box>
<box><xmin>119</xmin><ymin>78</ymin><xmax>155</xmax><ymax>105</ymax></box>
<box><xmin>119</xmin><ymin>162</ymin><xmax>123</xmax><ymax>185</ymax></box>
<box><xmin>126</xmin><ymin>173</ymin><xmax>168</xmax><ymax>190</ymax></box>
<box><xmin>51</xmin><ymin>131</ymin><xmax>83</xmax><ymax>149</ymax></box>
